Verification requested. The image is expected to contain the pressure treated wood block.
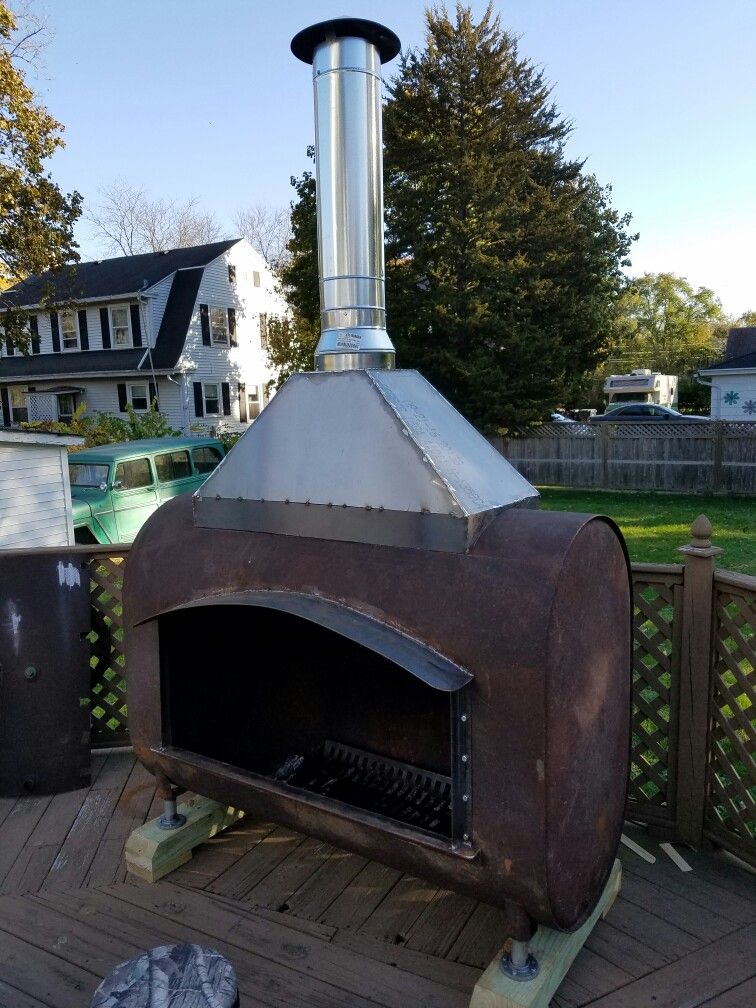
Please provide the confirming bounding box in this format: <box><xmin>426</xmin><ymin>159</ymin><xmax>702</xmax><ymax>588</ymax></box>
<box><xmin>469</xmin><ymin>859</ymin><xmax>622</xmax><ymax>1008</ymax></box>
<box><xmin>125</xmin><ymin>796</ymin><xmax>244</xmax><ymax>883</ymax></box>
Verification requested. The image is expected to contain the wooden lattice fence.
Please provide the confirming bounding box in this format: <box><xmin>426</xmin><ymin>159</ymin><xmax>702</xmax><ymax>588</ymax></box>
<box><xmin>705</xmin><ymin>571</ymin><xmax>756</xmax><ymax>863</ymax></box>
<box><xmin>87</xmin><ymin>550</ymin><xmax>129</xmax><ymax>747</ymax></box>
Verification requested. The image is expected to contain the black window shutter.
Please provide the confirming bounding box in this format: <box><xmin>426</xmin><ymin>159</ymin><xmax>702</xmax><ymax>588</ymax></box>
<box><xmin>30</xmin><ymin>315</ymin><xmax>40</xmax><ymax>354</ymax></box>
<box><xmin>5</xmin><ymin>338</ymin><xmax>13</xmax><ymax>356</ymax></box>
<box><xmin>117</xmin><ymin>383</ymin><xmax>128</xmax><ymax>412</ymax></box>
<box><xmin>238</xmin><ymin>382</ymin><xmax>247</xmax><ymax>422</ymax></box>
<box><xmin>221</xmin><ymin>381</ymin><xmax>231</xmax><ymax>416</ymax></box>
<box><xmin>50</xmin><ymin>313</ymin><xmax>60</xmax><ymax>352</ymax></box>
<box><xmin>100</xmin><ymin>307</ymin><xmax>111</xmax><ymax>348</ymax></box>
<box><xmin>148</xmin><ymin>381</ymin><xmax>158</xmax><ymax>407</ymax></box>
<box><xmin>130</xmin><ymin>304</ymin><xmax>142</xmax><ymax>347</ymax></box>
<box><xmin>228</xmin><ymin>308</ymin><xmax>237</xmax><ymax>347</ymax></box>
<box><xmin>78</xmin><ymin>309</ymin><xmax>89</xmax><ymax>350</ymax></box>
<box><xmin>0</xmin><ymin>387</ymin><xmax>9</xmax><ymax>424</ymax></box>
<box><xmin>200</xmin><ymin>304</ymin><xmax>211</xmax><ymax>346</ymax></box>
<box><xmin>193</xmin><ymin>382</ymin><xmax>204</xmax><ymax>417</ymax></box>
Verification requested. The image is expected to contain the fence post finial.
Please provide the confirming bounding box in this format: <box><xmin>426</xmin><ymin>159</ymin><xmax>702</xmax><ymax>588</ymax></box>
<box><xmin>679</xmin><ymin>514</ymin><xmax>722</xmax><ymax>560</ymax></box>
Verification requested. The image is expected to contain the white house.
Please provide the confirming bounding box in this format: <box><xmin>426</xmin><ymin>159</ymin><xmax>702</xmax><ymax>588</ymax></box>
<box><xmin>697</xmin><ymin>327</ymin><xmax>756</xmax><ymax>420</ymax></box>
<box><xmin>0</xmin><ymin>429</ymin><xmax>84</xmax><ymax>548</ymax></box>
<box><xmin>0</xmin><ymin>239</ymin><xmax>285</xmax><ymax>434</ymax></box>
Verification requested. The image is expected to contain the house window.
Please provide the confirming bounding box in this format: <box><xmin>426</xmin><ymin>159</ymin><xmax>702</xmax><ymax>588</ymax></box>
<box><xmin>59</xmin><ymin>310</ymin><xmax>79</xmax><ymax>351</ymax></box>
<box><xmin>10</xmin><ymin>387</ymin><xmax>28</xmax><ymax>424</ymax></box>
<box><xmin>210</xmin><ymin>307</ymin><xmax>229</xmax><ymax>345</ymax></box>
<box><xmin>247</xmin><ymin>386</ymin><xmax>262</xmax><ymax>419</ymax></box>
<box><xmin>203</xmin><ymin>383</ymin><xmax>220</xmax><ymax>415</ymax></box>
<box><xmin>129</xmin><ymin>384</ymin><xmax>149</xmax><ymax>411</ymax></box>
<box><xmin>260</xmin><ymin>313</ymin><xmax>269</xmax><ymax>351</ymax></box>
<box><xmin>110</xmin><ymin>305</ymin><xmax>132</xmax><ymax>347</ymax></box>
<box><xmin>253</xmin><ymin>271</ymin><xmax>261</xmax><ymax>287</ymax></box>
<box><xmin>57</xmin><ymin>393</ymin><xmax>77</xmax><ymax>423</ymax></box>
<box><xmin>228</xmin><ymin>264</ymin><xmax>236</xmax><ymax>284</ymax></box>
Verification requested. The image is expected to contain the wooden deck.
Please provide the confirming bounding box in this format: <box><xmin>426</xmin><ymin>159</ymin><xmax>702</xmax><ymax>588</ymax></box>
<box><xmin>0</xmin><ymin>752</ymin><xmax>753</xmax><ymax>1008</ymax></box>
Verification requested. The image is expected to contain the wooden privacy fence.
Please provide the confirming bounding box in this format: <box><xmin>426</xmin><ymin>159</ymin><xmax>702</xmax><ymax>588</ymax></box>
<box><xmin>493</xmin><ymin>420</ymin><xmax>756</xmax><ymax>493</ymax></box>
<box><xmin>22</xmin><ymin>523</ymin><xmax>756</xmax><ymax>867</ymax></box>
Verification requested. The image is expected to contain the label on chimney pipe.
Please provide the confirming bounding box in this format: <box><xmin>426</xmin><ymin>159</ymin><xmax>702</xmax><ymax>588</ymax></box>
<box><xmin>335</xmin><ymin>332</ymin><xmax>362</xmax><ymax>350</ymax></box>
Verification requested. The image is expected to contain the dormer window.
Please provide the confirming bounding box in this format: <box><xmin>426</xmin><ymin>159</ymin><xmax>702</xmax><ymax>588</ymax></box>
<box><xmin>210</xmin><ymin>307</ymin><xmax>229</xmax><ymax>345</ymax></box>
<box><xmin>59</xmin><ymin>310</ymin><xmax>79</xmax><ymax>351</ymax></box>
<box><xmin>110</xmin><ymin>305</ymin><xmax>132</xmax><ymax>347</ymax></box>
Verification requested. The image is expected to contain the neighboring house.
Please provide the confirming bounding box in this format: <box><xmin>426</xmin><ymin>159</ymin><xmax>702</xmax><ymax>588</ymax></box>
<box><xmin>0</xmin><ymin>239</ymin><xmax>285</xmax><ymax>434</ymax></box>
<box><xmin>0</xmin><ymin>429</ymin><xmax>84</xmax><ymax>548</ymax></box>
<box><xmin>698</xmin><ymin>327</ymin><xmax>756</xmax><ymax>419</ymax></box>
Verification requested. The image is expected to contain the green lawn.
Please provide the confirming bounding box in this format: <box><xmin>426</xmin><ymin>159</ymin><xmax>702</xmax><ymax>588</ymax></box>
<box><xmin>538</xmin><ymin>487</ymin><xmax>756</xmax><ymax>576</ymax></box>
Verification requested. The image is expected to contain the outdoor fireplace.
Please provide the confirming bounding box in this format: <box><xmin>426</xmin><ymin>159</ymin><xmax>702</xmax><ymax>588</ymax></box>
<box><xmin>125</xmin><ymin>17</ymin><xmax>631</xmax><ymax>966</ymax></box>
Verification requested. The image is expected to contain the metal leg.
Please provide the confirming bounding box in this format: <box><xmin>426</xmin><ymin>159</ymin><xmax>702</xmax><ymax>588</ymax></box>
<box><xmin>158</xmin><ymin>795</ymin><xmax>187</xmax><ymax>831</ymax></box>
<box><xmin>500</xmin><ymin>937</ymin><xmax>539</xmax><ymax>981</ymax></box>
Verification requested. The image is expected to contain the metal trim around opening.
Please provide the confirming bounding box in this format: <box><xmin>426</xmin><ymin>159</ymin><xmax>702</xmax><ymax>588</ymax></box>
<box><xmin>159</xmin><ymin>589</ymin><xmax>473</xmax><ymax>693</ymax></box>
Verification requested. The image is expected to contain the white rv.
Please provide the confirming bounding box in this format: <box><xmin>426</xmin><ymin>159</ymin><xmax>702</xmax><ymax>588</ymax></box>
<box><xmin>603</xmin><ymin>370</ymin><xmax>678</xmax><ymax>409</ymax></box>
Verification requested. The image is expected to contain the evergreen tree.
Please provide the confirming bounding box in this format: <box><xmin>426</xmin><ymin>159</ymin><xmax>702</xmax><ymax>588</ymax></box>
<box><xmin>265</xmin><ymin>151</ymin><xmax>319</xmax><ymax>387</ymax></box>
<box><xmin>383</xmin><ymin>3</ymin><xmax>634</xmax><ymax>431</ymax></box>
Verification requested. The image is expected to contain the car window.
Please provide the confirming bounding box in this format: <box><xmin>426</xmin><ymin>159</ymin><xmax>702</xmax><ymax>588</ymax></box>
<box><xmin>114</xmin><ymin>457</ymin><xmax>153</xmax><ymax>490</ymax></box>
<box><xmin>192</xmin><ymin>445</ymin><xmax>223</xmax><ymax>475</ymax></box>
<box><xmin>623</xmin><ymin>405</ymin><xmax>647</xmax><ymax>416</ymax></box>
<box><xmin>69</xmin><ymin>463</ymin><xmax>110</xmax><ymax>487</ymax></box>
<box><xmin>155</xmin><ymin>449</ymin><xmax>192</xmax><ymax>483</ymax></box>
<box><xmin>648</xmin><ymin>406</ymin><xmax>667</xmax><ymax>417</ymax></box>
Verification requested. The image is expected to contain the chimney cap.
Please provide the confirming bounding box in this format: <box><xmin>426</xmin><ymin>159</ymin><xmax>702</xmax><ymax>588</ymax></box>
<box><xmin>291</xmin><ymin>18</ymin><xmax>400</xmax><ymax>65</ymax></box>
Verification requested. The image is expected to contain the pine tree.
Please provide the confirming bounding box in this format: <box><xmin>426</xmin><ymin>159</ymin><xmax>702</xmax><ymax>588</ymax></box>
<box><xmin>383</xmin><ymin>3</ymin><xmax>634</xmax><ymax>431</ymax></box>
<box><xmin>265</xmin><ymin>152</ymin><xmax>319</xmax><ymax>386</ymax></box>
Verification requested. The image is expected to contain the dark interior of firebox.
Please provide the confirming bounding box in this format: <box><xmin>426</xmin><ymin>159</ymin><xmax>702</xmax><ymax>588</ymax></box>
<box><xmin>160</xmin><ymin>605</ymin><xmax>454</xmax><ymax>838</ymax></box>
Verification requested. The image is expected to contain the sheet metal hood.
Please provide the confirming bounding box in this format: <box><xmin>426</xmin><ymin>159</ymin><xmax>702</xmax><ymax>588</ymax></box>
<box><xmin>193</xmin><ymin>369</ymin><xmax>538</xmax><ymax>554</ymax></box>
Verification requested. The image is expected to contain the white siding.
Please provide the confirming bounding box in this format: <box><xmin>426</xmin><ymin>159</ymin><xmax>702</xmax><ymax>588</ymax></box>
<box><xmin>178</xmin><ymin>241</ymin><xmax>285</xmax><ymax>433</ymax></box>
<box><xmin>709</xmin><ymin>374</ymin><xmax>756</xmax><ymax>419</ymax></box>
<box><xmin>14</xmin><ymin>377</ymin><xmax>187</xmax><ymax>433</ymax></box>
<box><xmin>0</xmin><ymin>441</ymin><xmax>74</xmax><ymax>547</ymax></box>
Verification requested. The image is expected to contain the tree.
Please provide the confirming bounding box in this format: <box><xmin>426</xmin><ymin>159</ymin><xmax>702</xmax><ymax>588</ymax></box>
<box><xmin>233</xmin><ymin>203</ymin><xmax>291</xmax><ymax>269</ymax></box>
<box><xmin>607</xmin><ymin>273</ymin><xmax>724</xmax><ymax>376</ymax></box>
<box><xmin>265</xmin><ymin>151</ymin><xmax>319</xmax><ymax>387</ymax></box>
<box><xmin>0</xmin><ymin>2</ymin><xmax>82</xmax><ymax>346</ymax></box>
<box><xmin>382</xmin><ymin>3</ymin><xmax>634</xmax><ymax>432</ymax></box>
<box><xmin>88</xmin><ymin>180</ymin><xmax>223</xmax><ymax>256</ymax></box>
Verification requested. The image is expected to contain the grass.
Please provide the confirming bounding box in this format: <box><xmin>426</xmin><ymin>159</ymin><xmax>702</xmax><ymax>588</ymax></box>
<box><xmin>537</xmin><ymin>487</ymin><xmax>756</xmax><ymax>576</ymax></box>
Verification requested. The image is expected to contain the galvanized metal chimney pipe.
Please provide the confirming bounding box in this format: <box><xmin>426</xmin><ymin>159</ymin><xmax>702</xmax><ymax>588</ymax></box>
<box><xmin>291</xmin><ymin>19</ymin><xmax>401</xmax><ymax>372</ymax></box>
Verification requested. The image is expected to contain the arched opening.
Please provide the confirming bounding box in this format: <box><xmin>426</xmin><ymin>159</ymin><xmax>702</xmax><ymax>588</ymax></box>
<box><xmin>159</xmin><ymin>600</ymin><xmax>470</xmax><ymax>840</ymax></box>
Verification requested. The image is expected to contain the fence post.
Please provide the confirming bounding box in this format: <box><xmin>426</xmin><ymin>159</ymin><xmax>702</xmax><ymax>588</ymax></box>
<box><xmin>712</xmin><ymin>421</ymin><xmax>724</xmax><ymax>494</ymax></box>
<box><xmin>599</xmin><ymin>424</ymin><xmax>609</xmax><ymax>488</ymax></box>
<box><xmin>675</xmin><ymin>515</ymin><xmax>722</xmax><ymax>846</ymax></box>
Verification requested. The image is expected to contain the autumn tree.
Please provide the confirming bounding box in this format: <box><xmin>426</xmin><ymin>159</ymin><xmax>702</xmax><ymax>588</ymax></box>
<box><xmin>88</xmin><ymin>180</ymin><xmax>223</xmax><ymax>256</ymax></box>
<box><xmin>383</xmin><ymin>3</ymin><xmax>634</xmax><ymax>431</ymax></box>
<box><xmin>0</xmin><ymin>1</ymin><xmax>82</xmax><ymax>346</ymax></box>
<box><xmin>607</xmin><ymin>273</ymin><xmax>724</xmax><ymax>375</ymax></box>
<box><xmin>234</xmin><ymin>203</ymin><xmax>291</xmax><ymax>270</ymax></box>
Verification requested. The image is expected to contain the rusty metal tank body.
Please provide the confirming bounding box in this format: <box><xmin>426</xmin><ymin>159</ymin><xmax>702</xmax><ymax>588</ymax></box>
<box><xmin>125</xmin><ymin>492</ymin><xmax>631</xmax><ymax>936</ymax></box>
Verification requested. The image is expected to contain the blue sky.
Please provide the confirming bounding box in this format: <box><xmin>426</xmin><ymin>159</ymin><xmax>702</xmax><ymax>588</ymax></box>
<box><xmin>27</xmin><ymin>0</ymin><xmax>756</xmax><ymax>315</ymax></box>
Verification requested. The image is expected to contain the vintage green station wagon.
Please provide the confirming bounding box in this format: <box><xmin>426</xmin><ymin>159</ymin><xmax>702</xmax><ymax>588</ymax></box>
<box><xmin>68</xmin><ymin>437</ymin><xmax>225</xmax><ymax>544</ymax></box>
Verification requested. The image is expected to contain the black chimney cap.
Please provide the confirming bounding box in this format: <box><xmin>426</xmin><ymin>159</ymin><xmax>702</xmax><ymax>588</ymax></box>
<box><xmin>291</xmin><ymin>18</ymin><xmax>401</xmax><ymax>65</ymax></box>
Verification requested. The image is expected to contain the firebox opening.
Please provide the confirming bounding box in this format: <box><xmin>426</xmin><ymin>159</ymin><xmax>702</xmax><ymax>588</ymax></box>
<box><xmin>160</xmin><ymin>603</ymin><xmax>462</xmax><ymax>839</ymax></box>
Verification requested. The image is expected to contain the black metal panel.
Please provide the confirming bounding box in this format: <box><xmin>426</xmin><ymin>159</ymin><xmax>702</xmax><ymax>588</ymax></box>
<box><xmin>0</xmin><ymin>552</ymin><xmax>91</xmax><ymax>796</ymax></box>
<box><xmin>160</xmin><ymin>589</ymin><xmax>472</xmax><ymax>692</ymax></box>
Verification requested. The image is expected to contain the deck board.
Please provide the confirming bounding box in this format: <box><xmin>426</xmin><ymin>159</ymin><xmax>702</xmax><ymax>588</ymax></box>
<box><xmin>0</xmin><ymin>753</ymin><xmax>753</xmax><ymax>1008</ymax></box>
